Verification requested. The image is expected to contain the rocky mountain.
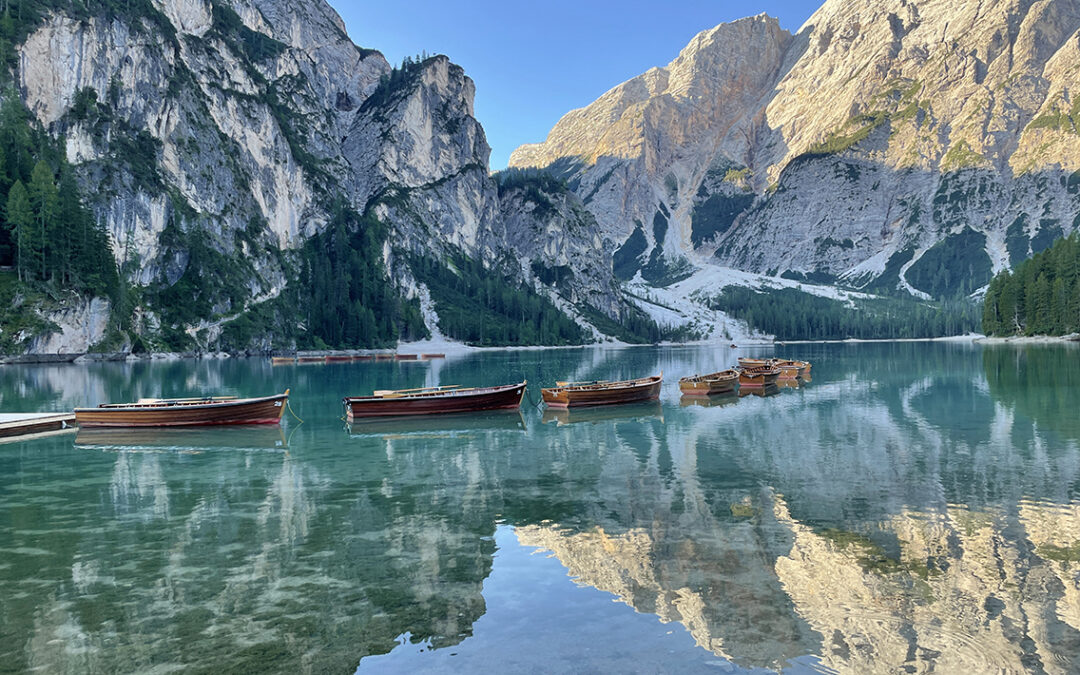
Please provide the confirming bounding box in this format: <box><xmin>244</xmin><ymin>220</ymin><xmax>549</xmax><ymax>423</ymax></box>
<box><xmin>5</xmin><ymin>0</ymin><xmax>652</xmax><ymax>354</ymax></box>
<box><xmin>510</xmin><ymin>0</ymin><xmax>1080</xmax><ymax>304</ymax></box>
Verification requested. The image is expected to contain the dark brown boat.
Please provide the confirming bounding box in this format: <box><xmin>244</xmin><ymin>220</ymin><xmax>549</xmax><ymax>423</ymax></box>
<box><xmin>343</xmin><ymin>382</ymin><xmax>526</xmax><ymax>419</ymax></box>
<box><xmin>679</xmin><ymin>369</ymin><xmax>739</xmax><ymax>397</ymax></box>
<box><xmin>738</xmin><ymin>366</ymin><xmax>781</xmax><ymax>388</ymax></box>
<box><xmin>74</xmin><ymin>391</ymin><xmax>290</xmax><ymax>428</ymax></box>
<box><xmin>541</xmin><ymin>375</ymin><xmax>662</xmax><ymax>408</ymax></box>
<box><xmin>324</xmin><ymin>355</ymin><xmax>354</xmax><ymax>363</ymax></box>
<box><xmin>421</xmin><ymin>353</ymin><xmax>446</xmax><ymax>359</ymax></box>
<box><xmin>395</xmin><ymin>353</ymin><xmax>419</xmax><ymax>361</ymax></box>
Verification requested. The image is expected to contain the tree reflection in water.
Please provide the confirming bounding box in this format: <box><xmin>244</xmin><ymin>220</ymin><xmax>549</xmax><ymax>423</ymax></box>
<box><xmin>0</xmin><ymin>343</ymin><xmax>1079</xmax><ymax>673</ymax></box>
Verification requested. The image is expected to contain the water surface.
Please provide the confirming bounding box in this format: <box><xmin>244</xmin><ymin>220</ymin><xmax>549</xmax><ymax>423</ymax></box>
<box><xmin>1</xmin><ymin>343</ymin><xmax>1080</xmax><ymax>673</ymax></box>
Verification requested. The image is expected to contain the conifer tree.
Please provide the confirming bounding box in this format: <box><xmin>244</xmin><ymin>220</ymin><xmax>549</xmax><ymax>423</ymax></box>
<box><xmin>5</xmin><ymin>179</ymin><xmax>30</xmax><ymax>281</ymax></box>
<box><xmin>27</xmin><ymin>159</ymin><xmax>57</xmax><ymax>280</ymax></box>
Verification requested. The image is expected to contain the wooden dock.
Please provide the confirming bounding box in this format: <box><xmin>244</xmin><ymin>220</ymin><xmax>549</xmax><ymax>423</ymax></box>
<box><xmin>0</xmin><ymin>413</ymin><xmax>77</xmax><ymax>441</ymax></box>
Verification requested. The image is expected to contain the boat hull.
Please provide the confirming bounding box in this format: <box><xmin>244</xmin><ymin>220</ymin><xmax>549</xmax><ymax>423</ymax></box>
<box><xmin>738</xmin><ymin>367</ymin><xmax>781</xmax><ymax>388</ymax></box>
<box><xmin>776</xmin><ymin>363</ymin><xmax>801</xmax><ymax>380</ymax></box>
<box><xmin>737</xmin><ymin>357</ymin><xmax>773</xmax><ymax>369</ymax></box>
<box><xmin>75</xmin><ymin>393</ymin><xmax>289</xmax><ymax>428</ymax></box>
<box><xmin>678</xmin><ymin>370</ymin><xmax>738</xmax><ymax>397</ymax></box>
<box><xmin>541</xmin><ymin>375</ymin><xmax>662</xmax><ymax>408</ymax></box>
<box><xmin>344</xmin><ymin>382</ymin><xmax>526</xmax><ymax>419</ymax></box>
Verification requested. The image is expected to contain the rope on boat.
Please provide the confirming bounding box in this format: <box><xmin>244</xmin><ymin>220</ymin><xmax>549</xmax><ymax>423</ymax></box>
<box><xmin>286</xmin><ymin>398</ymin><xmax>304</xmax><ymax>424</ymax></box>
<box><xmin>524</xmin><ymin>386</ymin><xmax>544</xmax><ymax>409</ymax></box>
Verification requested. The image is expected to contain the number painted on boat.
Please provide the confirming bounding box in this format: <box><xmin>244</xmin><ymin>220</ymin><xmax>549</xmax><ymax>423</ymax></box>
<box><xmin>274</xmin><ymin>401</ymin><xmax>283</xmax><ymax>407</ymax></box>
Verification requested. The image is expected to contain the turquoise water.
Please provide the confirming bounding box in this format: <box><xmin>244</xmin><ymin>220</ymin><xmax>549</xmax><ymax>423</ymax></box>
<box><xmin>2</xmin><ymin>343</ymin><xmax>1080</xmax><ymax>673</ymax></box>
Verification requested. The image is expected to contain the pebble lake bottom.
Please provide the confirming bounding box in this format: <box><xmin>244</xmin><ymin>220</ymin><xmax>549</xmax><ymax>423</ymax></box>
<box><xmin>1</xmin><ymin>342</ymin><xmax>1078</xmax><ymax>673</ymax></box>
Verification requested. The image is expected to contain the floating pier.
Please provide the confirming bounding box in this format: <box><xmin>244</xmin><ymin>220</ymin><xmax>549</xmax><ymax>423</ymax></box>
<box><xmin>0</xmin><ymin>413</ymin><xmax>77</xmax><ymax>441</ymax></box>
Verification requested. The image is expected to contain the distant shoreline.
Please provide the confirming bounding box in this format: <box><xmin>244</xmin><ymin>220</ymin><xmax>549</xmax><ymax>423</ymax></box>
<box><xmin>5</xmin><ymin>333</ymin><xmax>1079</xmax><ymax>365</ymax></box>
<box><xmin>972</xmin><ymin>334</ymin><xmax>1080</xmax><ymax>345</ymax></box>
<box><xmin>776</xmin><ymin>334</ymin><xmax>983</xmax><ymax>345</ymax></box>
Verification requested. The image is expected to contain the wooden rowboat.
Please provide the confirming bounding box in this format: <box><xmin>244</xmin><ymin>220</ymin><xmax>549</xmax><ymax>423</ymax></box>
<box><xmin>344</xmin><ymin>382</ymin><xmax>526</xmax><ymax>419</ymax></box>
<box><xmin>541</xmin><ymin>375</ymin><xmax>662</xmax><ymax>409</ymax></box>
<box><xmin>791</xmin><ymin>360</ymin><xmax>812</xmax><ymax>377</ymax></box>
<box><xmin>737</xmin><ymin>357</ymin><xmax>775</xmax><ymax>369</ymax></box>
<box><xmin>74</xmin><ymin>391</ymin><xmax>290</xmax><ymax>428</ymax></box>
<box><xmin>395</xmin><ymin>353</ymin><xmax>419</xmax><ymax>361</ymax></box>
<box><xmin>679</xmin><ymin>370</ymin><xmax>739</xmax><ymax>397</ymax></box>
<box><xmin>421</xmin><ymin>353</ymin><xmax>446</xmax><ymax>359</ymax></box>
<box><xmin>773</xmin><ymin>359</ymin><xmax>811</xmax><ymax>379</ymax></box>
<box><xmin>775</xmin><ymin>362</ymin><xmax>801</xmax><ymax>380</ymax></box>
<box><xmin>324</xmin><ymin>355</ymin><xmax>354</xmax><ymax>363</ymax></box>
<box><xmin>270</xmin><ymin>356</ymin><xmax>296</xmax><ymax>365</ymax></box>
<box><xmin>738</xmin><ymin>366</ymin><xmax>780</xmax><ymax>388</ymax></box>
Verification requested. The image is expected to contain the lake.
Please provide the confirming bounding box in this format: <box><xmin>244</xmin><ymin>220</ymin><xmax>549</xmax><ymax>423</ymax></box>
<box><xmin>1</xmin><ymin>342</ymin><xmax>1079</xmax><ymax>674</ymax></box>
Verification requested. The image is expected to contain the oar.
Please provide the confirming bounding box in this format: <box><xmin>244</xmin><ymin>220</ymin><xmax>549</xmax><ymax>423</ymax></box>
<box><xmin>373</xmin><ymin>385</ymin><xmax>460</xmax><ymax>397</ymax></box>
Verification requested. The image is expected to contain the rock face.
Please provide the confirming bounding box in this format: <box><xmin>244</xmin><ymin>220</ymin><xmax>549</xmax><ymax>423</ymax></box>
<box><xmin>26</xmin><ymin>298</ymin><xmax>111</xmax><ymax>354</ymax></box>
<box><xmin>11</xmin><ymin>0</ymin><xmax>637</xmax><ymax>351</ymax></box>
<box><xmin>511</xmin><ymin>0</ymin><xmax>1080</xmax><ymax>297</ymax></box>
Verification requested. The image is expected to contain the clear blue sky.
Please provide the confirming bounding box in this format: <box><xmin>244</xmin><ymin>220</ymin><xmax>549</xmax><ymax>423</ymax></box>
<box><xmin>329</xmin><ymin>1</ymin><xmax>820</xmax><ymax>169</ymax></box>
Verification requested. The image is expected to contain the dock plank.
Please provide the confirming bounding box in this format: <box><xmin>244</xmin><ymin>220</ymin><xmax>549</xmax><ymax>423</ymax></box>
<box><xmin>0</xmin><ymin>413</ymin><xmax>77</xmax><ymax>439</ymax></box>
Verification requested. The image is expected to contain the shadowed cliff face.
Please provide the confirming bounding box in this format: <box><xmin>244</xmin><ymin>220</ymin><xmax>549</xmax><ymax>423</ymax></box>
<box><xmin>11</xmin><ymin>0</ymin><xmax>636</xmax><ymax>350</ymax></box>
<box><xmin>511</xmin><ymin>0</ymin><xmax>1080</xmax><ymax>298</ymax></box>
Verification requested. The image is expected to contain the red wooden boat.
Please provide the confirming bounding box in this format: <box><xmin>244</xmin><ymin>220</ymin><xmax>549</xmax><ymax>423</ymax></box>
<box><xmin>74</xmin><ymin>391</ymin><xmax>289</xmax><ymax>428</ymax></box>
<box><xmin>395</xmin><ymin>353</ymin><xmax>419</xmax><ymax>361</ymax></box>
<box><xmin>679</xmin><ymin>370</ymin><xmax>739</xmax><ymax>397</ymax></box>
<box><xmin>541</xmin><ymin>375</ymin><xmax>662</xmax><ymax>408</ymax></box>
<box><xmin>738</xmin><ymin>366</ymin><xmax>781</xmax><ymax>388</ymax></box>
<box><xmin>324</xmin><ymin>355</ymin><xmax>354</xmax><ymax>363</ymax></box>
<box><xmin>343</xmin><ymin>382</ymin><xmax>526</xmax><ymax>419</ymax></box>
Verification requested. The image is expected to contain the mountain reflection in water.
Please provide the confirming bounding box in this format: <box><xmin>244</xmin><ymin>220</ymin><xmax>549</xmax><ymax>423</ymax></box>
<box><xmin>1</xmin><ymin>343</ymin><xmax>1079</xmax><ymax>673</ymax></box>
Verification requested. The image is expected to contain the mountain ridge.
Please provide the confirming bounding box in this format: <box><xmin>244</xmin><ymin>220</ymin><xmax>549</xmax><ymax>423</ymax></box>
<box><xmin>2</xmin><ymin>0</ymin><xmax>673</xmax><ymax>354</ymax></box>
<box><xmin>510</xmin><ymin>0</ymin><xmax>1080</xmax><ymax>304</ymax></box>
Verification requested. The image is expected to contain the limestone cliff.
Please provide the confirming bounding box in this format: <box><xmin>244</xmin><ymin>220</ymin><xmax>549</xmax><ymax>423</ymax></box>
<box><xmin>511</xmin><ymin>0</ymin><xmax>1080</xmax><ymax>299</ymax></box>
<box><xmin>10</xmin><ymin>0</ymin><xmax>641</xmax><ymax>353</ymax></box>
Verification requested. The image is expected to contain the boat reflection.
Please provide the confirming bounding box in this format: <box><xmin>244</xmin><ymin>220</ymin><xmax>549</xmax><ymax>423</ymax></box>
<box><xmin>739</xmin><ymin>383</ymin><xmax>780</xmax><ymax>398</ymax></box>
<box><xmin>541</xmin><ymin>401</ymin><xmax>663</xmax><ymax>426</ymax></box>
<box><xmin>74</xmin><ymin>425</ymin><xmax>289</xmax><ymax>452</ymax></box>
<box><xmin>776</xmin><ymin>378</ymin><xmax>802</xmax><ymax>390</ymax></box>
<box><xmin>679</xmin><ymin>392</ymin><xmax>740</xmax><ymax>408</ymax></box>
<box><xmin>346</xmin><ymin>410</ymin><xmax>526</xmax><ymax>438</ymax></box>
